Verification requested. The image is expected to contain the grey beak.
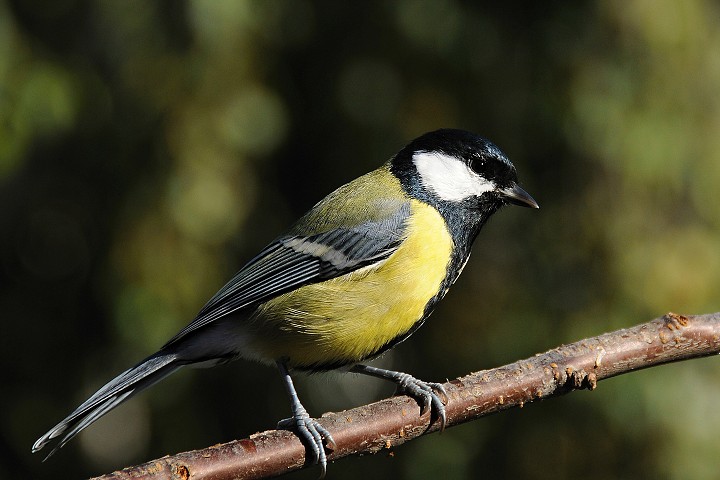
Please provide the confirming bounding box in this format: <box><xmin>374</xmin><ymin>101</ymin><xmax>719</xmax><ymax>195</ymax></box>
<box><xmin>500</xmin><ymin>183</ymin><xmax>539</xmax><ymax>209</ymax></box>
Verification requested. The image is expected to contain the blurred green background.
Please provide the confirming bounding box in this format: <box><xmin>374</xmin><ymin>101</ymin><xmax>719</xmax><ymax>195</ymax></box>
<box><xmin>2</xmin><ymin>1</ymin><xmax>720</xmax><ymax>478</ymax></box>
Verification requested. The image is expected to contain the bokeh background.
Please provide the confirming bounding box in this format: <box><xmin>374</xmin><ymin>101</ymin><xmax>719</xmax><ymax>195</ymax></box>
<box><xmin>3</xmin><ymin>1</ymin><xmax>720</xmax><ymax>479</ymax></box>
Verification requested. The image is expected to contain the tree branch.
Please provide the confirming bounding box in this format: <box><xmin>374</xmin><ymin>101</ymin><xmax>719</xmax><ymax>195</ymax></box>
<box><xmin>91</xmin><ymin>312</ymin><xmax>720</xmax><ymax>480</ymax></box>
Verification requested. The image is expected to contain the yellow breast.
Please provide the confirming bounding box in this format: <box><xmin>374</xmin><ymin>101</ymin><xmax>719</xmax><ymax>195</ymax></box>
<box><xmin>251</xmin><ymin>199</ymin><xmax>454</xmax><ymax>368</ymax></box>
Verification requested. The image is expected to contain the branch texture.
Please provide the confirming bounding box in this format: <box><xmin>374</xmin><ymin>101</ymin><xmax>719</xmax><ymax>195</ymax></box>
<box><xmin>92</xmin><ymin>312</ymin><xmax>720</xmax><ymax>480</ymax></box>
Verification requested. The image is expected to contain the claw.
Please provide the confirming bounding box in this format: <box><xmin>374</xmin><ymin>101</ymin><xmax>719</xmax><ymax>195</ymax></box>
<box><xmin>352</xmin><ymin>365</ymin><xmax>449</xmax><ymax>432</ymax></box>
<box><xmin>276</xmin><ymin>361</ymin><xmax>335</xmax><ymax>477</ymax></box>
<box><xmin>278</xmin><ymin>411</ymin><xmax>334</xmax><ymax>478</ymax></box>
<box><xmin>396</xmin><ymin>374</ymin><xmax>448</xmax><ymax>431</ymax></box>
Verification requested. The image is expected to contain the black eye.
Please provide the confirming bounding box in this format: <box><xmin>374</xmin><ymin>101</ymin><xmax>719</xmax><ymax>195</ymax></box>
<box><xmin>471</xmin><ymin>156</ymin><xmax>515</xmax><ymax>184</ymax></box>
<box><xmin>471</xmin><ymin>156</ymin><xmax>496</xmax><ymax>177</ymax></box>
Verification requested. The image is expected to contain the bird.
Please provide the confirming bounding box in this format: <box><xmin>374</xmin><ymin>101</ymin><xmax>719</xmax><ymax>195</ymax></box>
<box><xmin>32</xmin><ymin>128</ymin><xmax>538</xmax><ymax>476</ymax></box>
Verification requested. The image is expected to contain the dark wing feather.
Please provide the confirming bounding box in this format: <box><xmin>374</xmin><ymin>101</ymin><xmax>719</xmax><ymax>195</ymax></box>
<box><xmin>163</xmin><ymin>203</ymin><xmax>410</xmax><ymax>347</ymax></box>
<box><xmin>32</xmin><ymin>352</ymin><xmax>181</xmax><ymax>458</ymax></box>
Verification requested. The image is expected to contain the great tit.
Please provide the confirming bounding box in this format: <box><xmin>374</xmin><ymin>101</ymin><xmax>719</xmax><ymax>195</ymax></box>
<box><xmin>32</xmin><ymin>129</ymin><xmax>538</xmax><ymax>475</ymax></box>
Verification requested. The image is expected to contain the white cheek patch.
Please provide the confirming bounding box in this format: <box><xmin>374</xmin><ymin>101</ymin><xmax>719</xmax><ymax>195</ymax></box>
<box><xmin>412</xmin><ymin>151</ymin><xmax>496</xmax><ymax>202</ymax></box>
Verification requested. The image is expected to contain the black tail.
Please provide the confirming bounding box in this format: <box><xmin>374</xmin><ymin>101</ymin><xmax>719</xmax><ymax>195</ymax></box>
<box><xmin>32</xmin><ymin>351</ymin><xmax>183</xmax><ymax>459</ymax></box>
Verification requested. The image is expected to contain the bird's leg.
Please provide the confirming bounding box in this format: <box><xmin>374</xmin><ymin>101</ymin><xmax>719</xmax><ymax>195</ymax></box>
<box><xmin>351</xmin><ymin>364</ymin><xmax>448</xmax><ymax>431</ymax></box>
<box><xmin>276</xmin><ymin>360</ymin><xmax>335</xmax><ymax>478</ymax></box>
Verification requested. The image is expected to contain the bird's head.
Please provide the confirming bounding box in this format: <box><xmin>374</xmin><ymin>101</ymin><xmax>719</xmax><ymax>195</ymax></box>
<box><xmin>390</xmin><ymin>129</ymin><xmax>538</xmax><ymax>215</ymax></box>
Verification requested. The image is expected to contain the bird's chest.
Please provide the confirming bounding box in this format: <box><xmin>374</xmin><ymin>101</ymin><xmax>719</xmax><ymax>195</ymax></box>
<box><xmin>253</xmin><ymin>200</ymin><xmax>455</xmax><ymax>368</ymax></box>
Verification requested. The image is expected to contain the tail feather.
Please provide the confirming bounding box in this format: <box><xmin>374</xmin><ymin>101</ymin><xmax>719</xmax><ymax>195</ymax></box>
<box><xmin>32</xmin><ymin>351</ymin><xmax>183</xmax><ymax>459</ymax></box>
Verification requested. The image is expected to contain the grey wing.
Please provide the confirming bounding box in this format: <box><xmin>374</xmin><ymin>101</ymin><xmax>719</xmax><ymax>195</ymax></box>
<box><xmin>163</xmin><ymin>202</ymin><xmax>410</xmax><ymax>347</ymax></box>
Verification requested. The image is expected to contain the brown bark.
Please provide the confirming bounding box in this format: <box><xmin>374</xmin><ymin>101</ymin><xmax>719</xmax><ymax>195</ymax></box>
<box><xmin>91</xmin><ymin>312</ymin><xmax>720</xmax><ymax>480</ymax></box>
